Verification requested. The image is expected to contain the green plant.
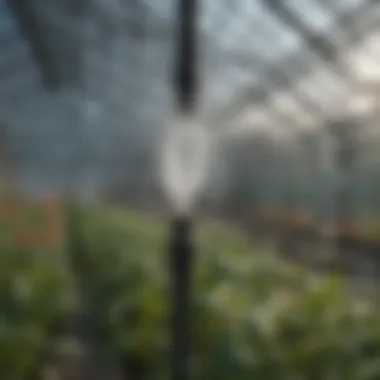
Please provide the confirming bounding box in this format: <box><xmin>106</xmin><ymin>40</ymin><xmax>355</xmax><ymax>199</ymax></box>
<box><xmin>0</xmin><ymin>242</ymin><xmax>71</xmax><ymax>379</ymax></box>
<box><xmin>2</xmin><ymin>204</ymin><xmax>380</xmax><ymax>379</ymax></box>
<box><xmin>80</xmin><ymin>206</ymin><xmax>380</xmax><ymax>380</ymax></box>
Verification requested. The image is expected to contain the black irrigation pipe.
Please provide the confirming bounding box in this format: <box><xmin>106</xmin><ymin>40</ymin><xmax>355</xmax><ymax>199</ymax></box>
<box><xmin>174</xmin><ymin>0</ymin><xmax>198</xmax><ymax>114</ymax></box>
<box><xmin>170</xmin><ymin>1</ymin><xmax>199</xmax><ymax>380</ymax></box>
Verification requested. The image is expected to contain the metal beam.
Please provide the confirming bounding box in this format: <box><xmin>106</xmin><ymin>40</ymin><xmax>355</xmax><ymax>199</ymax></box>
<box><xmin>212</xmin><ymin>0</ymin><xmax>379</xmax><ymax>130</ymax></box>
<box><xmin>6</xmin><ymin>0</ymin><xmax>60</xmax><ymax>90</ymax></box>
<box><xmin>317</xmin><ymin>0</ymin><xmax>378</xmax><ymax>33</ymax></box>
<box><xmin>261</xmin><ymin>0</ymin><xmax>379</xmax><ymax>88</ymax></box>
<box><xmin>209</xmin><ymin>46</ymin><xmax>324</xmax><ymax>129</ymax></box>
<box><xmin>265</xmin><ymin>0</ymin><xmax>336</xmax><ymax>60</ymax></box>
<box><xmin>224</xmin><ymin>0</ymin><xmax>379</xmax><ymax>104</ymax></box>
<box><xmin>210</xmin><ymin>61</ymin><xmax>321</xmax><ymax>131</ymax></box>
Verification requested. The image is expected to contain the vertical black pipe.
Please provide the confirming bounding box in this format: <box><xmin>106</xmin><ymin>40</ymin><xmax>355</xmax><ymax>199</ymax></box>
<box><xmin>174</xmin><ymin>0</ymin><xmax>198</xmax><ymax>113</ymax></box>
<box><xmin>170</xmin><ymin>0</ymin><xmax>198</xmax><ymax>379</ymax></box>
<box><xmin>170</xmin><ymin>217</ymin><xmax>194</xmax><ymax>380</ymax></box>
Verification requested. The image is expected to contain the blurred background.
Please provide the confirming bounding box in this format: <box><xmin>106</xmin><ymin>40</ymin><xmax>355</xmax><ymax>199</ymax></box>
<box><xmin>1</xmin><ymin>0</ymin><xmax>380</xmax><ymax>379</ymax></box>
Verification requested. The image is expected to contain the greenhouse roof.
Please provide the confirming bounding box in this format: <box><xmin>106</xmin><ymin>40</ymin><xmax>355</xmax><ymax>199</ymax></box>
<box><xmin>1</xmin><ymin>0</ymin><xmax>379</xmax><ymax>129</ymax></box>
<box><xmin>0</xmin><ymin>0</ymin><xmax>379</xmax><ymax>193</ymax></box>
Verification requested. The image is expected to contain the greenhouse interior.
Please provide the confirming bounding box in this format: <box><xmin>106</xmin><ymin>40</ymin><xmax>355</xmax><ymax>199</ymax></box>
<box><xmin>1</xmin><ymin>0</ymin><xmax>380</xmax><ymax>379</ymax></box>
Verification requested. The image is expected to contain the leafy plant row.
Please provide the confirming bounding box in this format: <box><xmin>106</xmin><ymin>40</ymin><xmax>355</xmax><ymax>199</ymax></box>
<box><xmin>2</xmin><ymin>204</ymin><xmax>380</xmax><ymax>379</ymax></box>
<box><xmin>0</xmin><ymin>244</ymin><xmax>72</xmax><ymax>379</ymax></box>
<box><xmin>80</xmin><ymin>207</ymin><xmax>380</xmax><ymax>380</ymax></box>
